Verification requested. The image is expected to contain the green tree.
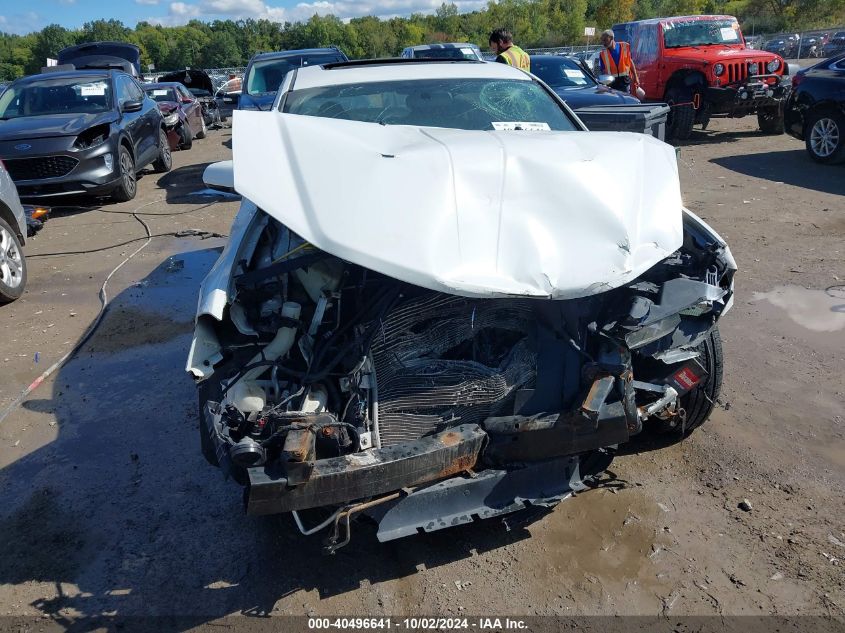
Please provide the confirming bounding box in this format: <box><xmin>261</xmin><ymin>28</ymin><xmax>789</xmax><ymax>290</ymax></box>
<box><xmin>80</xmin><ymin>19</ymin><xmax>130</xmax><ymax>43</ymax></box>
<box><xmin>203</xmin><ymin>30</ymin><xmax>242</xmax><ymax>67</ymax></box>
<box><xmin>26</xmin><ymin>24</ymin><xmax>76</xmax><ymax>73</ymax></box>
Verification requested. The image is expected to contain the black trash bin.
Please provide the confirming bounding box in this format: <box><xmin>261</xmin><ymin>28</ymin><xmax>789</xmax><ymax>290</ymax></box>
<box><xmin>573</xmin><ymin>103</ymin><xmax>671</xmax><ymax>142</ymax></box>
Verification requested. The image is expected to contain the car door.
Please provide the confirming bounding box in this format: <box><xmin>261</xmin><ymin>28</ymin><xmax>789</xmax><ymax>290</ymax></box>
<box><xmin>129</xmin><ymin>77</ymin><xmax>160</xmax><ymax>165</ymax></box>
<box><xmin>179</xmin><ymin>85</ymin><xmax>202</xmax><ymax>135</ymax></box>
<box><xmin>634</xmin><ymin>24</ymin><xmax>659</xmax><ymax>98</ymax></box>
<box><xmin>116</xmin><ymin>74</ymin><xmax>146</xmax><ymax>165</ymax></box>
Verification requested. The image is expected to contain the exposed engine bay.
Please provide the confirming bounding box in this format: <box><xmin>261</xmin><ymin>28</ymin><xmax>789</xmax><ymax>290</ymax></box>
<box><xmin>190</xmin><ymin>206</ymin><xmax>735</xmax><ymax>551</ymax></box>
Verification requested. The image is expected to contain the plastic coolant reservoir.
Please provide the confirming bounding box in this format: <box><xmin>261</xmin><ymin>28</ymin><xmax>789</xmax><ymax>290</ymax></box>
<box><xmin>227</xmin><ymin>301</ymin><xmax>302</xmax><ymax>413</ymax></box>
<box><xmin>228</xmin><ymin>381</ymin><xmax>267</xmax><ymax>413</ymax></box>
<box><xmin>301</xmin><ymin>384</ymin><xmax>328</xmax><ymax>413</ymax></box>
<box><xmin>294</xmin><ymin>259</ymin><xmax>345</xmax><ymax>303</ymax></box>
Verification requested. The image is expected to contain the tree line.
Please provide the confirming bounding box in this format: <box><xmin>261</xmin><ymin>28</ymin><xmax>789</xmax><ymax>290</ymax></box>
<box><xmin>1</xmin><ymin>0</ymin><xmax>843</xmax><ymax>80</ymax></box>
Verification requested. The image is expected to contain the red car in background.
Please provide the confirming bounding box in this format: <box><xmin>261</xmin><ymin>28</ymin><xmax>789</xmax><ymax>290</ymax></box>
<box><xmin>143</xmin><ymin>82</ymin><xmax>207</xmax><ymax>150</ymax></box>
<box><xmin>612</xmin><ymin>15</ymin><xmax>792</xmax><ymax>139</ymax></box>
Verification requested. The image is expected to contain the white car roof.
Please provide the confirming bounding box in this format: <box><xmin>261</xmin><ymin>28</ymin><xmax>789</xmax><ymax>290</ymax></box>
<box><xmin>290</xmin><ymin>61</ymin><xmax>531</xmax><ymax>90</ymax></box>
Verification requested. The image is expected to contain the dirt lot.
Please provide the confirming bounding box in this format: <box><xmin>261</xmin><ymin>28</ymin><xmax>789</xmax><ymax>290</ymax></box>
<box><xmin>0</xmin><ymin>116</ymin><xmax>843</xmax><ymax>630</ymax></box>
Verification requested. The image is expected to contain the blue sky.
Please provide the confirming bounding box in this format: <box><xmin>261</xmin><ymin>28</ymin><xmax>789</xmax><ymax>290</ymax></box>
<box><xmin>0</xmin><ymin>0</ymin><xmax>487</xmax><ymax>35</ymax></box>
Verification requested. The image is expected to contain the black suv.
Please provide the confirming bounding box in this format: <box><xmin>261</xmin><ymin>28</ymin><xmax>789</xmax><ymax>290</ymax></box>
<box><xmin>239</xmin><ymin>47</ymin><xmax>348</xmax><ymax>111</ymax></box>
<box><xmin>0</xmin><ymin>69</ymin><xmax>171</xmax><ymax>201</ymax></box>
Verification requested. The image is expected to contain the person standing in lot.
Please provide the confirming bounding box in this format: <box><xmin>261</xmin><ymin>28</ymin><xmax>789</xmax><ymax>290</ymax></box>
<box><xmin>599</xmin><ymin>29</ymin><xmax>642</xmax><ymax>96</ymax></box>
<box><xmin>489</xmin><ymin>29</ymin><xmax>531</xmax><ymax>72</ymax></box>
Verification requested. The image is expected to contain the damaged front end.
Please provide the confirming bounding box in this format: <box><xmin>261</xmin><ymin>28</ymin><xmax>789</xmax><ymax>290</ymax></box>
<box><xmin>188</xmin><ymin>203</ymin><xmax>735</xmax><ymax>550</ymax></box>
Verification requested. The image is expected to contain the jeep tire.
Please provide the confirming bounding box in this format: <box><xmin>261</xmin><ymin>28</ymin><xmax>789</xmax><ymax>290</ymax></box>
<box><xmin>758</xmin><ymin>105</ymin><xmax>785</xmax><ymax>135</ymax></box>
<box><xmin>668</xmin><ymin>102</ymin><xmax>695</xmax><ymax>140</ymax></box>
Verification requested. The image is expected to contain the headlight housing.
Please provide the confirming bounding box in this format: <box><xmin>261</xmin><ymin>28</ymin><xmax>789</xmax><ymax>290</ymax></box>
<box><xmin>713</xmin><ymin>63</ymin><xmax>725</xmax><ymax>76</ymax></box>
<box><xmin>163</xmin><ymin>112</ymin><xmax>179</xmax><ymax>126</ymax></box>
<box><xmin>767</xmin><ymin>59</ymin><xmax>781</xmax><ymax>73</ymax></box>
<box><xmin>73</xmin><ymin>123</ymin><xmax>110</xmax><ymax>150</ymax></box>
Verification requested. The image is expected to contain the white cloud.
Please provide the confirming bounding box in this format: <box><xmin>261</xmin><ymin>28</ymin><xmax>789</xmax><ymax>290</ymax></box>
<box><xmin>135</xmin><ymin>0</ymin><xmax>160</xmax><ymax>5</ymax></box>
<box><xmin>145</xmin><ymin>0</ymin><xmax>483</xmax><ymax>27</ymax></box>
<box><xmin>0</xmin><ymin>11</ymin><xmax>42</xmax><ymax>35</ymax></box>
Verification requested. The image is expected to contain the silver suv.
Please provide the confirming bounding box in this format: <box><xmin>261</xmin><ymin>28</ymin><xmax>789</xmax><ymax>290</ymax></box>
<box><xmin>0</xmin><ymin>160</ymin><xmax>27</xmax><ymax>303</ymax></box>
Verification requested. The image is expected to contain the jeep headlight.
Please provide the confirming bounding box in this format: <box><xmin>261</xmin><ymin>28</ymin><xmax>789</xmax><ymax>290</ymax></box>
<box><xmin>163</xmin><ymin>112</ymin><xmax>179</xmax><ymax>126</ymax></box>
<box><xmin>767</xmin><ymin>59</ymin><xmax>780</xmax><ymax>73</ymax></box>
<box><xmin>713</xmin><ymin>63</ymin><xmax>725</xmax><ymax>76</ymax></box>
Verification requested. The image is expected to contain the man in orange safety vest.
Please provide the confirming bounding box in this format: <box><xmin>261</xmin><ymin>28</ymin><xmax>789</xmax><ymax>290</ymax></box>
<box><xmin>598</xmin><ymin>29</ymin><xmax>641</xmax><ymax>95</ymax></box>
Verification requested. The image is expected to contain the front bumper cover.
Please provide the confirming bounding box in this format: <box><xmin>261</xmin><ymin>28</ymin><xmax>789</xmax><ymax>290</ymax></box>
<box><xmin>705</xmin><ymin>74</ymin><xmax>791</xmax><ymax>112</ymax></box>
<box><xmin>0</xmin><ymin>135</ymin><xmax>123</xmax><ymax>199</ymax></box>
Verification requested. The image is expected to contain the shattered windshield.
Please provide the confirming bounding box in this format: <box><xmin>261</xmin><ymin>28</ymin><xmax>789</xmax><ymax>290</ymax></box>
<box><xmin>663</xmin><ymin>19</ymin><xmax>743</xmax><ymax>48</ymax></box>
<box><xmin>283</xmin><ymin>78</ymin><xmax>577</xmax><ymax>131</ymax></box>
<box><xmin>0</xmin><ymin>76</ymin><xmax>112</xmax><ymax>119</ymax></box>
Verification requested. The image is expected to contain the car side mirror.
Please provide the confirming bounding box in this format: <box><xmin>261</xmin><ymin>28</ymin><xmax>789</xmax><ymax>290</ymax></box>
<box><xmin>597</xmin><ymin>75</ymin><xmax>615</xmax><ymax>86</ymax></box>
<box><xmin>203</xmin><ymin>160</ymin><xmax>235</xmax><ymax>193</ymax></box>
<box><xmin>182</xmin><ymin>97</ymin><xmax>194</xmax><ymax>104</ymax></box>
<box><xmin>122</xmin><ymin>100</ymin><xmax>143</xmax><ymax>113</ymax></box>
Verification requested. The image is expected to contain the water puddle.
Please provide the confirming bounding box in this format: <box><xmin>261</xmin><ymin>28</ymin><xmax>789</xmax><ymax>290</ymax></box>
<box><xmin>752</xmin><ymin>285</ymin><xmax>845</xmax><ymax>333</ymax></box>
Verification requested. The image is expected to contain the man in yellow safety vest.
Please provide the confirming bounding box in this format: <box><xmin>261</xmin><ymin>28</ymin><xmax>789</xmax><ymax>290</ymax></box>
<box><xmin>489</xmin><ymin>29</ymin><xmax>531</xmax><ymax>72</ymax></box>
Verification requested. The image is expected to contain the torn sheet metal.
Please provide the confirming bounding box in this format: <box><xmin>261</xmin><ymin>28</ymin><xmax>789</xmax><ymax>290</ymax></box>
<box><xmin>232</xmin><ymin>111</ymin><xmax>684</xmax><ymax>299</ymax></box>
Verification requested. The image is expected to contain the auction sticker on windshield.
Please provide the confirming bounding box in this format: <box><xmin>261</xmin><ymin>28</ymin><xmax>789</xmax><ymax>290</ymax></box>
<box><xmin>492</xmin><ymin>122</ymin><xmax>551</xmax><ymax>131</ymax></box>
<box><xmin>152</xmin><ymin>89</ymin><xmax>169</xmax><ymax>96</ymax></box>
<box><xmin>80</xmin><ymin>83</ymin><xmax>107</xmax><ymax>96</ymax></box>
<box><xmin>720</xmin><ymin>27</ymin><xmax>739</xmax><ymax>41</ymax></box>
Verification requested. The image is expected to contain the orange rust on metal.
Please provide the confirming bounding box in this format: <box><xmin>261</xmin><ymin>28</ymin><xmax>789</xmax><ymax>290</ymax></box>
<box><xmin>283</xmin><ymin>428</ymin><xmax>314</xmax><ymax>462</ymax></box>
<box><xmin>440</xmin><ymin>431</ymin><xmax>462</xmax><ymax>447</ymax></box>
<box><xmin>582</xmin><ymin>374</ymin><xmax>608</xmax><ymax>407</ymax></box>
<box><xmin>433</xmin><ymin>453</ymin><xmax>478</xmax><ymax>480</ymax></box>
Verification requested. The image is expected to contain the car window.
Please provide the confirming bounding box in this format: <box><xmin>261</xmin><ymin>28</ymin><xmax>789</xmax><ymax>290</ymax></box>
<box><xmin>126</xmin><ymin>77</ymin><xmax>144</xmax><ymax>101</ymax></box>
<box><xmin>283</xmin><ymin>78</ymin><xmax>577</xmax><ymax>131</ymax></box>
<box><xmin>531</xmin><ymin>58</ymin><xmax>595</xmax><ymax>88</ymax></box>
<box><xmin>0</xmin><ymin>75</ymin><xmax>112</xmax><ymax>119</ymax></box>
<box><xmin>146</xmin><ymin>87</ymin><xmax>178</xmax><ymax>102</ymax></box>
<box><xmin>635</xmin><ymin>24</ymin><xmax>659</xmax><ymax>66</ymax></box>
<box><xmin>116</xmin><ymin>75</ymin><xmax>136</xmax><ymax>106</ymax></box>
<box><xmin>178</xmin><ymin>86</ymin><xmax>193</xmax><ymax>101</ymax></box>
<box><xmin>246</xmin><ymin>54</ymin><xmax>345</xmax><ymax>95</ymax></box>
<box><xmin>663</xmin><ymin>19</ymin><xmax>742</xmax><ymax>48</ymax></box>
<box><xmin>412</xmin><ymin>47</ymin><xmax>482</xmax><ymax>61</ymax></box>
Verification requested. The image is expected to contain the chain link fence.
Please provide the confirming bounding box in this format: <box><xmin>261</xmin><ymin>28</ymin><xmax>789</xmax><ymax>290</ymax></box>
<box><xmin>744</xmin><ymin>26</ymin><xmax>845</xmax><ymax>60</ymax></box>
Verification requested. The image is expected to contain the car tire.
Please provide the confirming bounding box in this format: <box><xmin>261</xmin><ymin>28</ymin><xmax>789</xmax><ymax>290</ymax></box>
<box><xmin>179</xmin><ymin>123</ymin><xmax>193</xmax><ymax>150</ymax></box>
<box><xmin>0</xmin><ymin>217</ymin><xmax>27</xmax><ymax>304</ymax></box>
<box><xmin>657</xmin><ymin>327</ymin><xmax>724</xmax><ymax>437</ymax></box>
<box><xmin>758</xmin><ymin>105</ymin><xmax>785</xmax><ymax>134</ymax></box>
<box><xmin>805</xmin><ymin>110</ymin><xmax>845</xmax><ymax>164</ymax></box>
<box><xmin>668</xmin><ymin>102</ymin><xmax>695</xmax><ymax>140</ymax></box>
<box><xmin>196</xmin><ymin>116</ymin><xmax>207</xmax><ymax>139</ymax></box>
<box><xmin>152</xmin><ymin>128</ymin><xmax>173</xmax><ymax>173</ymax></box>
<box><xmin>111</xmin><ymin>145</ymin><xmax>137</xmax><ymax>202</ymax></box>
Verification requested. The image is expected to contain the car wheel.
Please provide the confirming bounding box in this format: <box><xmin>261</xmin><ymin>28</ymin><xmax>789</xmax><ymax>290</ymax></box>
<box><xmin>179</xmin><ymin>123</ymin><xmax>193</xmax><ymax>150</ymax></box>
<box><xmin>152</xmin><ymin>128</ymin><xmax>173</xmax><ymax>173</ymax></box>
<box><xmin>758</xmin><ymin>105</ymin><xmax>785</xmax><ymax>134</ymax></box>
<box><xmin>111</xmin><ymin>145</ymin><xmax>137</xmax><ymax>202</ymax></box>
<box><xmin>196</xmin><ymin>116</ymin><xmax>207</xmax><ymax>139</ymax></box>
<box><xmin>666</xmin><ymin>93</ymin><xmax>695</xmax><ymax>140</ymax></box>
<box><xmin>656</xmin><ymin>327</ymin><xmax>724</xmax><ymax>437</ymax></box>
<box><xmin>805</xmin><ymin>111</ymin><xmax>845</xmax><ymax>164</ymax></box>
<box><xmin>0</xmin><ymin>217</ymin><xmax>27</xmax><ymax>304</ymax></box>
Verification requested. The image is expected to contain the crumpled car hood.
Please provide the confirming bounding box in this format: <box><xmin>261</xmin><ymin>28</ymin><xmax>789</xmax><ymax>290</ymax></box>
<box><xmin>0</xmin><ymin>111</ymin><xmax>117</xmax><ymax>141</ymax></box>
<box><xmin>233</xmin><ymin>111</ymin><xmax>683</xmax><ymax>299</ymax></box>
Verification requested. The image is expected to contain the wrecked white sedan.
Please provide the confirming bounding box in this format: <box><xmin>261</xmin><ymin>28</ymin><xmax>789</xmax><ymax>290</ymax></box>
<box><xmin>187</xmin><ymin>59</ymin><xmax>735</xmax><ymax>551</ymax></box>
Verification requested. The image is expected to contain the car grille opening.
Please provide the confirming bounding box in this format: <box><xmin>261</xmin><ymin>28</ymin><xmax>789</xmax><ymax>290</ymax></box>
<box><xmin>4</xmin><ymin>156</ymin><xmax>79</xmax><ymax>181</ymax></box>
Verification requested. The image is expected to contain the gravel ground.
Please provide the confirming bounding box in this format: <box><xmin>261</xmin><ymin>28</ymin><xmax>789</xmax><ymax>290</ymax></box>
<box><xmin>0</xmin><ymin>115</ymin><xmax>842</xmax><ymax>630</ymax></box>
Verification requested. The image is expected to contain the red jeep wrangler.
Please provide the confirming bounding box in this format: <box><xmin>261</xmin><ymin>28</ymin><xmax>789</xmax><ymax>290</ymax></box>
<box><xmin>612</xmin><ymin>15</ymin><xmax>792</xmax><ymax>139</ymax></box>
